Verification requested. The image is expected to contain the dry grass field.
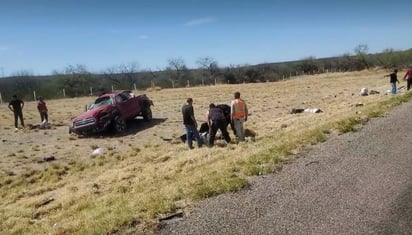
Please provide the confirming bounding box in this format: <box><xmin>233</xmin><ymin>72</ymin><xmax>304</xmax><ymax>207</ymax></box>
<box><xmin>1</xmin><ymin>70</ymin><xmax>411</xmax><ymax>234</ymax></box>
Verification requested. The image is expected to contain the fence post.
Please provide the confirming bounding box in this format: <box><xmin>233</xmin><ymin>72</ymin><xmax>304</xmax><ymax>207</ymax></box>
<box><xmin>0</xmin><ymin>92</ymin><xmax>2</xmax><ymax>104</ymax></box>
<box><xmin>33</xmin><ymin>90</ymin><xmax>36</xmax><ymax>101</ymax></box>
<box><xmin>133</xmin><ymin>83</ymin><xmax>137</xmax><ymax>91</ymax></box>
<box><xmin>63</xmin><ymin>88</ymin><xmax>66</xmax><ymax>97</ymax></box>
<box><xmin>90</xmin><ymin>87</ymin><xmax>93</xmax><ymax>96</ymax></box>
<box><xmin>111</xmin><ymin>85</ymin><xmax>114</xmax><ymax>92</ymax></box>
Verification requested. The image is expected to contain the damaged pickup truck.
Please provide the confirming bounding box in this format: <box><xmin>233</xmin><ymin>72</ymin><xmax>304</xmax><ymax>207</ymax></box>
<box><xmin>69</xmin><ymin>90</ymin><xmax>153</xmax><ymax>135</ymax></box>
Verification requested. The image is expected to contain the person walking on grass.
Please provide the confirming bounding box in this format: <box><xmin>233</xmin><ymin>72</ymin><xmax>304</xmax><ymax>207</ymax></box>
<box><xmin>182</xmin><ymin>98</ymin><xmax>202</xmax><ymax>149</ymax></box>
<box><xmin>8</xmin><ymin>94</ymin><xmax>25</xmax><ymax>130</ymax></box>
<box><xmin>403</xmin><ymin>65</ymin><xmax>412</xmax><ymax>91</ymax></box>
<box><xmin>37</xmin><ymin>96</ymin><xmax>49</xmax><ymax>127</ymax></box>
<box><xmin>384</xmin><ymin>69</ymin><xmax>399</xmax><ymax>94</ymax></box>
<box><xmin>230</xmin><ymin>91</ymin><xmax>248</xmax><ymax>141</ymax></box>
<box><xmin>207</xmin><ymin>103</ymin><xmax>231</xmax><ymax>147</ymax></box>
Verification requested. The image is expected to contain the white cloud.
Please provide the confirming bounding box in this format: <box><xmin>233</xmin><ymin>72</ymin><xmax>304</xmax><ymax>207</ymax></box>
<box><xmin>184</xmin><ymin>17</ymin><xmax>217</xmax><ymax>27</ymax></box>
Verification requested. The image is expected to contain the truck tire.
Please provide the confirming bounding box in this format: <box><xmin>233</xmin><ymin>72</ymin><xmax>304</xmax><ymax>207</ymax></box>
<box><xmin>113</xmin><ymin>115</ymin><xmax>126</xmax><ymax>133</ymax></box>
<box><xmin>143</xmin><ymin>107</ymin><xmax>152</xmax><ymax>122</ymax></box>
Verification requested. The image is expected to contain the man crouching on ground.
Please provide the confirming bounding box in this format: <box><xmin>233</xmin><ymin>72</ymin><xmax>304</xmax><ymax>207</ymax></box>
<box><xmin>208</xmin><ymin>103</ymin><xmax>231</xmax><ymax>147</ymax></box>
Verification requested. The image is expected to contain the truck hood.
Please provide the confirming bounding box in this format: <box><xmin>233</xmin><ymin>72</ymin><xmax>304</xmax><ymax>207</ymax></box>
<box><xmin>72</xmin><ymin>105</ymin><xmax>111</xmax><ymax>122</ymax></box>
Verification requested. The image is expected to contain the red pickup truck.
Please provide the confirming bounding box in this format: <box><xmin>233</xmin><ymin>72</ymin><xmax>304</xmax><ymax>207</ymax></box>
<box><xmin>69</xmin><ymin>90</ymin><xmax>153</xmax><ymax>135</ymax></box>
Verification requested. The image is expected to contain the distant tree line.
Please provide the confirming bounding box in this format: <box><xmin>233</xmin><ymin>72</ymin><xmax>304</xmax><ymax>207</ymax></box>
<box><xmin>1</xmin><ymin>45</ymin><xmax>411</xmax><ymax>102</ymax></box>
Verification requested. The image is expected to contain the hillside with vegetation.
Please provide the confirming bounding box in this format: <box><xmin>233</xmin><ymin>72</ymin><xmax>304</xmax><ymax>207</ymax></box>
<box><xmin>0</xmin><ymin>46</ymin><xmax>411</xmax><ymax>102</ymax></box>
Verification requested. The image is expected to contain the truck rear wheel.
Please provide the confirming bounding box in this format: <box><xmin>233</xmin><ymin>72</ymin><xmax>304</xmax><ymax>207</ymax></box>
<box><xmin>143</xmin><ymin>107</ymin><xmax>152</xmax><ymax>121</ymax></box>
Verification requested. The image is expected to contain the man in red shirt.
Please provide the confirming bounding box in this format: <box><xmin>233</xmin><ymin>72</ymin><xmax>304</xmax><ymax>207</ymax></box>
<box><xmin>37</xmin><ymin>96</ymin><xmax>48</xmax><ymax>125</ymax></box>
<box><xmin>403</xmin><ymin>65</ymin><xmax>412</xmax><ymax>90</ymax></box>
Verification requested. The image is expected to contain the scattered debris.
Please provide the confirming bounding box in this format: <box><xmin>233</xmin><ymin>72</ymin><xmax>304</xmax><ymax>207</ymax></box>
<box><xmin>43</xmin><ymin>155</ymin><xmax>56</xmax><ymax>162</ymax></box>
<box><xmin>305</xmin><ymin>160</ymin><xmax>320</xmax><ymax>166</ymax></box>
<box><xmin>360</xmin><ymin>87</ymin><xmax>368</xmax><ymax>96</ymax></box>
<box><xmin>35</xmin><ymin>197</ymin><xmax>54</xmax><ymax>208</ymax></box>
<box><xmin>369</xmin><ymin>90</ymin><xmax>380</xmax><ymax>95</ymax></box>
<box><xmin>159</xmin><ymin>210</ymin><xmax>184</xmax><ymax>221</ymax></box>
<box><xmin>354</xmin><ymin>103</ymin><xmax>364</xmax><ymax>107</ymax></box>
<box><xmin>280</xmin><ymin>124</ymin><xmax>288</xmax><ymax>129</ymax></box>
<box><xmin>27</xmin><ymin>123</ymin><xmax>51</xmax><ymax>130</ymax></box>
<box><xmin>161</xmin><ymin>137</ymin><xmax>173</xmax><ymax>142</ymax></box>
<box><xmin>91</xmin><ymin>147</ymin><xmax>106</xmax><ymax>156</ymax></box>
<box><xmin>291</xmin><ymin>108</ymin><xmax>323</xmax><ymax>114</ymax></box>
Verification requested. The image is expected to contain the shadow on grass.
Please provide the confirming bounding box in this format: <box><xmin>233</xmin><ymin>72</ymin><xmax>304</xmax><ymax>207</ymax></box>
<box><xmin>124</xmin><ymin>117</ymin><xmax>168</xmax><ymax>135</ymax></box>
<box><xmin>77</xmin><ymin>117</ymin><xmax>168</xmax><ymax>138</ymax></box>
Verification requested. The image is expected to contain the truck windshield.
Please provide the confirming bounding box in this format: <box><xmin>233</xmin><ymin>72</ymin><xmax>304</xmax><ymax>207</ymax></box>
<box><xmin>88</xmin><ymin>96</ymin><xmax>113</xmax><ymax>110</ymax></box>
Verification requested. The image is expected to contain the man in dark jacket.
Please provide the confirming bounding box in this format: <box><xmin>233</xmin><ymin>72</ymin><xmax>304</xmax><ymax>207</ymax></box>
<box><xmin>207</xmin><ymin>103</ymin><xmax>231</xmax><ymax>146</ymax></box>
<box><xmin>8</xmin><ymin>94</ymin><xmax>25</xmax><ymax>129</ymax></box>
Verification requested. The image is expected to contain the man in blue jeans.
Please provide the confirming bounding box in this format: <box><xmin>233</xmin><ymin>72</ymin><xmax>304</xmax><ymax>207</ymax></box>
<box><xmin>384</xmin><ymin>69</ymin><xmax>399</xmax><ymax>94</ymax></box>
<box><xmin>182</xmin><ymin>98</ymin><xmax>202</xmax><ymax>149</ymax></box>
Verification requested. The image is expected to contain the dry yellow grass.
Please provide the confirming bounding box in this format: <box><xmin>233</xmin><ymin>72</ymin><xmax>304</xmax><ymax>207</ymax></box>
<box><xmin>0</xmin><ymin>70</ymin><xmax>410</xmax><ymax>234</ymax></box>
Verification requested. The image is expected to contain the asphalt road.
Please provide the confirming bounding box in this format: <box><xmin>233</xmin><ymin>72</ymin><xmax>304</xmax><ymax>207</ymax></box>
<box><xmin>159</xmin><ymin>100</ymin><xmax>412</xmax><ymax>235</ymax></box>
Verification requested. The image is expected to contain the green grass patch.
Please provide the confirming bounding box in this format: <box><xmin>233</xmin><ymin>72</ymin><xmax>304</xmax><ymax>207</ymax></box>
<box><xmin>189</xmin><ymin>173</ymin><xmax>248</xmax><ymax>200</ymax></box>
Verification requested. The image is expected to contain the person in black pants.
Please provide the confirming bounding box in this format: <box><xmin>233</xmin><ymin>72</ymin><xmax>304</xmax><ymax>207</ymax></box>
<box><xmin>8</xmin><ymin>94</ymin><xmax>25</xmax><ymax>129</ymax></box>
<box><xmin>207</xmin><ymin>103</ymin><xmax>231</xmax><ymax>146</ymax></box>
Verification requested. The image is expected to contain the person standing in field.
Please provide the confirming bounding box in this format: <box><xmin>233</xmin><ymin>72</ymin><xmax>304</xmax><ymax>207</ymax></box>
<box><xmin>37</xmin><ymin>96</ymin><xmax>49</xmax><ymax>126</ymax></box>
<box><xmin>230</xmin><ymin>91</ymin><xmax>248</xmax><ymax>141</ymax></box>
<box><xmin>8</xmin><ymin>94</ymin><xmax>25</xmax><ymax>130</ymax></box>
<box><xmin>182</xmin><ymin>98</ymin><xmax>202</xmax><ymax>149</ymax></box>
<box><xmin>384</xmin><ymin>69</ymin><xmax>399</xmax><ymax>94</ymax></box>
<box><xmin>403</xmin><ymin>65</ymin><xmax>412</xmax><ymax>91</ymax></box>
<box><xmin>207</xmin><ymin>103</ymin><xmax>231</xmax><ymax>146</ymax></box>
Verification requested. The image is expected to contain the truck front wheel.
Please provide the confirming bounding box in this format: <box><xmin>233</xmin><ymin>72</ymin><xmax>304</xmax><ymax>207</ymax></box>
<box><xmin>113</xmin><ymin>115</ymin><xmax>126</xmax><ymax>133</ymax></box>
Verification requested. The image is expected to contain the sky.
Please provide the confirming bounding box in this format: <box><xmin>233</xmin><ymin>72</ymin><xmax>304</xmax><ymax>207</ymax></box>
<box><xmin>0</xmin><ymin>0</ymin><xmax>411</xmax><ymax>76</ymax></box>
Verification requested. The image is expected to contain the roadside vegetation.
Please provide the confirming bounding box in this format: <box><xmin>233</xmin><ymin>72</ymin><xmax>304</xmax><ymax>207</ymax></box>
<box><xmin>1</xmin><ymin>70</ymin><xmax>412</xmax><ymax>234</ymax></box>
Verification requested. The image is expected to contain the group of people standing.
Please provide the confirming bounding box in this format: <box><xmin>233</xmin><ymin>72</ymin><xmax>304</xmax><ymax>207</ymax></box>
<box><xmin>7</xmin><ymin>95</ymin><xmax>49</xmax><ymax>130</ymax></box>
<box><xmin>181</xmin><ymin>91</ymin><xmax>248</xmax><ymax>149</ymax></box>
<box><xmin>386</xmin><ymin>65</ymin><xmax>412</xmax><ymax>94</ymax></box>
